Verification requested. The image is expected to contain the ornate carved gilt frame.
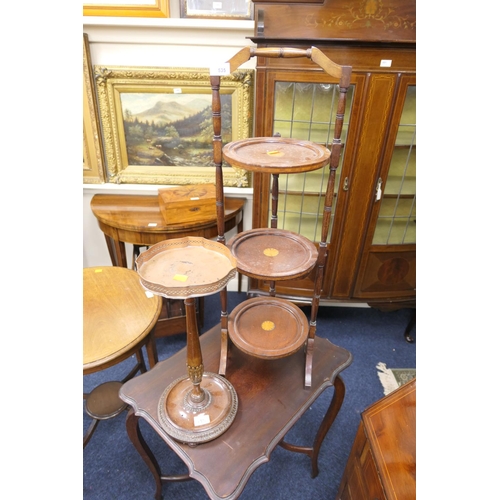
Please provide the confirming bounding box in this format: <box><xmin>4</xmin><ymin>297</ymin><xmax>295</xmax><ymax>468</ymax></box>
<box><xmin>95</xmin><ymin>66</ymin><xmax>253</xmax><ymax>187</ymax></box>
<box><xmin>83</xmin><ymin>0</ymin><xmax>169</xmax><ymax>18</ymax></box>
<box><xmin>83</xmin><ymin>34</ymin><xmax>106</xmax><ymax>183</ymax></box>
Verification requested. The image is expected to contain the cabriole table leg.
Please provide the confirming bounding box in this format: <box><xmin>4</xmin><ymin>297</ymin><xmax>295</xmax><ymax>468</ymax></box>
<box><xmin>279</xmin><ymin>375</ymin><xmax>346</xmax><ymax>478</ymax></box>
<box><xmin>126</xmin><ymin>409</ymin><xmax>163</xmax><ymax>500</ymax></box>
<box><xmin>309</xmin><ymin>376</ymin><xmax>346</xmax><ymax>477</ymax></box>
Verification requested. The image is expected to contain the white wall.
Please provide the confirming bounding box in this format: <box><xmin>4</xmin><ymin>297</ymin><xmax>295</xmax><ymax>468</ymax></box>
<box><xmin>83</xmin><ymin>15</ymin><xmax>256</xmax><ymax>291</ymax></box>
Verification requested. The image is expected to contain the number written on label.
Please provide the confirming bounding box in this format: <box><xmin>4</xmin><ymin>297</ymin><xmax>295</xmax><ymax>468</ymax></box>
<box><xmin>210</xmin><ymin>63</ymin><xmax>230</xmax><ymax>76</ymax></box>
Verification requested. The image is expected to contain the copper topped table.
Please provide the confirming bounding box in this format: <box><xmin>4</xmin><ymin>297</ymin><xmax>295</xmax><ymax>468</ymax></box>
<box><xmin>83</xmin><ymin>266</ymin><xmax>162</xmax><ymax>447</ymax></box>
<box><xmin>120</xmin><ymin>323</ymin><xmax>352</xmax><ymax>500</ymax></box>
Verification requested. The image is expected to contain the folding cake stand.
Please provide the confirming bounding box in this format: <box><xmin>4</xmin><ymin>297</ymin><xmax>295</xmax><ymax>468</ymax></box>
<box><xmin>135</xmin><ymin>237</ymin><xmax>238</xmax><ymax>444</ymax></box>
<box><xmin>210</xmin><ymin>46</ymin><xmax>352</xmax><ymax>387</ymax></box>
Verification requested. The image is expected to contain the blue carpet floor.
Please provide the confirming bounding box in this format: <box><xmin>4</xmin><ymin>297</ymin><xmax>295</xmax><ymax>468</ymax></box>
<box><xmin>83</xmin><ymin>292</ymin><xmax>416</xmax><ymax>499</ymax></box>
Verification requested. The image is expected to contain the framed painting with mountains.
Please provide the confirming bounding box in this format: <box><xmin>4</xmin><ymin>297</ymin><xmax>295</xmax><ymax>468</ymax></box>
<box><xmin>94</xmin><ymin>66</ymin><xmax>254</xmax><ymax>186</ymax></box>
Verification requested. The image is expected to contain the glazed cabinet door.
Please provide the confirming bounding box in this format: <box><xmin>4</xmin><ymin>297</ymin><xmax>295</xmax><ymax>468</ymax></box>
<box><xmin>352</xmin><ymin>75</ymin><xmax>416</xmax><ymax>305</ymax></box>
<box><xmin>249</xmin><ymin>67</ymin><xmax>359</xmax><ymax>300</ymax></box>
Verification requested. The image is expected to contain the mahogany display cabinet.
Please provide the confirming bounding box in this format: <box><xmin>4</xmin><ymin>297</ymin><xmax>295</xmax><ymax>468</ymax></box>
<box><xmin>247</xmin><ymin>0</ymin><xmax>416</xmax><ymax>310</ymax></box>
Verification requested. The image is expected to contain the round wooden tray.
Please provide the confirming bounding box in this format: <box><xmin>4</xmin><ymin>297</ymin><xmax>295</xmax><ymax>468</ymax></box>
<box><xmin>227</xmin><ymin>228</ymin><xmax>318</xmax><ymax>280</ymax></box>
<box><xmin>228</xmin><ymin>297</ymin><xmax>309</xmax><ymax>359</ymax></box>
<box><xmin>135</xmin><ymin>237</ymin><xmax>237</xmax><ymax>299</ymax></box>
<box><xmin>222</xmin><ymin>137</ymin><xmax>331</xmax><ymax>174</ymax></box>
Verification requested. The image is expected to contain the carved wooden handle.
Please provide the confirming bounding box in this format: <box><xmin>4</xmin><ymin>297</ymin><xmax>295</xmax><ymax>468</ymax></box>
<box><xmin>227</xmin><ymin>46</ymin><xmax>350</xmax><ymax>83</ymax></box>
<box><xmin>250</xmin><ymin>47</ymin><xmax>312</xmax><ymax>59</ymax></box>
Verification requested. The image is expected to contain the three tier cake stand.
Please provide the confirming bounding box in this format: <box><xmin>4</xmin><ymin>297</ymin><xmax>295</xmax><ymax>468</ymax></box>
<box><xmin>210</xmin><ymin>46</ymin><xmax>352</xmax><ymax>387</ymax></box>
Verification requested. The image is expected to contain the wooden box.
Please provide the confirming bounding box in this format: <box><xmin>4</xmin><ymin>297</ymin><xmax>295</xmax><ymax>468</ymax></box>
<box><xmin>158</xmin><ymin>184</ymin><xmax>217</xmax><ymax>225</ymax></box>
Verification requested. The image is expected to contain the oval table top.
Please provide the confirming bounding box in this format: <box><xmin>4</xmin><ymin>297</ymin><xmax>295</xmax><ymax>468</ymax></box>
<box><xmin>83</xmin><ymin>266</ymin><xmax>162</xmax><ymax>374</ymax></box>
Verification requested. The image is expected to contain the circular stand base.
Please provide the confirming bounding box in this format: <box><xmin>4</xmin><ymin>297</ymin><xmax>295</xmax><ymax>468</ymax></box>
<box><xmin>158</xmin><ymin>372</ymin><xmax>238</xmax><ymax>445</ymax></box>
<box><xmin>85</xmin><ymin>381</ymin><xmax>128</xmax><ymax>420</ymax></box>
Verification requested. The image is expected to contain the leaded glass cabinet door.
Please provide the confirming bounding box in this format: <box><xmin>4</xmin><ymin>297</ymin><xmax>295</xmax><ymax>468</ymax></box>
<box><xmin>248</xmin><ymin>69</ymin><xmax>355</xmax><ymax>300</ymax></box>
<box><xmin>373</xmin><ymin>84</ymin><xmax>416</xmax><ymax>246</ymax></box>
<box><xmin>272</xmin><ymin>81</ymin><xmax>354</xmax><ymax>244</ymax></box>
<box><xmin>354</xmin><ymin>75</ymin><xmax>416</xmax><ymax>302</ymax></box>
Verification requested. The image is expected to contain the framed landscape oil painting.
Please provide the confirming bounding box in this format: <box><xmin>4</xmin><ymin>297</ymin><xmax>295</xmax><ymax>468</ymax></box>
<box><xmin>94</xmin><ymin>66</ymin><xmax>254</xmax><ymax>186</ymax></box>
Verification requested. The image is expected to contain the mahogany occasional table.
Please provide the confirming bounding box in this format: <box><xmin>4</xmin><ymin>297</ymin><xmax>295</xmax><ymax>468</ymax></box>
<box><xmin>83</xmin><ymin>266</ymin><xmax>162</xmax><ymax>448</ymax></box>
<box><xmin>119</xmin><ymin>323</ymin><xmax>352</xmax><ymax>500</ymax></box>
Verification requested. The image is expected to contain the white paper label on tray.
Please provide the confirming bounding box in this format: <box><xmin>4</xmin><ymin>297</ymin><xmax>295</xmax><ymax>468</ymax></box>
<box><xmin>210</xmin><ymin>63</ymin><xmax>230</xmax><ymax>76</ymax></box>
<box><xmin>194</xmin><ymin>413</ymin><xmax>211</xmax><ymax>426</ymax></box>
<box><xmin>148</xmin><ymin>223</ymin><xmax>157</xmax><ymax>227</ymax></box>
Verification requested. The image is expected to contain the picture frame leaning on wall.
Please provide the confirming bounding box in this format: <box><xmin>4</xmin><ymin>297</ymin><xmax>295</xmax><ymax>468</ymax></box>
<box><xmin>94</xmin><ymin>66</ymin><xmax>254</xmax><ymax>187</ymax></box>
<box><xmin>83</xmin><ymin>33</ymin><xmax>106</xmax><ymax>184</ymax></box>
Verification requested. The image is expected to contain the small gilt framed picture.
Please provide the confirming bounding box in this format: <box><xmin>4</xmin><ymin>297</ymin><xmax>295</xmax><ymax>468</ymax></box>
<box><xmin>180</xmin><ymin>0</ymin><xmax>253</xmax><ymax>20</ymax></box>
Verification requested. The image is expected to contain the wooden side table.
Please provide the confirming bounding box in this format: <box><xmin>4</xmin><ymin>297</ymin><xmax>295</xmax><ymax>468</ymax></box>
<box><xmin>90</xmin><ymin>194</ymin><xmax>245</xmax><ymax>269</ymax></box>
<box><xmin>335</xmin><ymin>378</ymin><xmax>416</xmax><ymax>500</ymax></box>
<box><xmin>119</xmin><ymin>323</ymin><xmax>352</xmax><ymax>500</ymax></box>
<box><xmin>83</xmin><ymin>266</ymin><xmax>162</xmax><ymax>448</ymax></box>
<box><xmin>90</xmin><ymin>194</ymin><xmax>246</xmax><ymax>337</ymax></box>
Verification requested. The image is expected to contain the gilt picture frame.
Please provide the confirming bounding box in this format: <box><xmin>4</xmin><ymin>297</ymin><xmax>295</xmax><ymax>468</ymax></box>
<box><xmin>83</xmin><ymin>0</ymin><xmax>170</xmax><ymax>18</ymax></box>
<box><xmin>180</xmin><ymin>0</ymin><xmax>253</xmax><ymax>20</ymax></box>
<box><xmin>83</xmin><ymin>33</ymin><xmax>106</xmax><ymax>183</ymax></box>
<box><xmin>94</xmin><ymin>66</ymin><xmax>254</xmax><ymax>186</ymax></box>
